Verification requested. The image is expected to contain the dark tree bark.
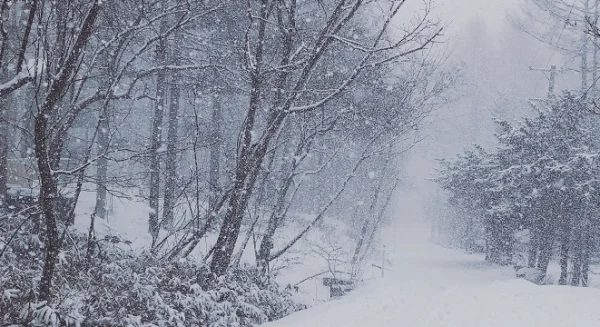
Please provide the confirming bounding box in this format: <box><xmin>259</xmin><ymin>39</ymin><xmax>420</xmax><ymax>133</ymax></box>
<box><xmin>35</xmin><ymin>0</ymin><xmax>101</xmax><ymax>303</ymax></box>
<box><xmin>209</xmin><ymin>1</ymin><xmax>271</xmax><ymax>276</ymax></box>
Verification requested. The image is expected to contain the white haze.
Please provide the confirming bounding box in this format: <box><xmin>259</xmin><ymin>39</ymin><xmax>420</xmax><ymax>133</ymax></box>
<box><xmin>397</xmin><ymin>0</ymin><xmax>584</xmax><ymax>220</ymax></box>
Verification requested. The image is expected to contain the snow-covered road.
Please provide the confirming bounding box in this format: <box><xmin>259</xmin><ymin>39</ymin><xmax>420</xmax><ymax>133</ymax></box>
<box><xmin>263</xmin><ymin>219</ymin><xmax>600</xmax><ymax>327</ymax></box>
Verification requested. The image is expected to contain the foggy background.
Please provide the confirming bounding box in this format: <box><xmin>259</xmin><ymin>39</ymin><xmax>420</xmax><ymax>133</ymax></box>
<box><xmin>397</xmin><ymin>0</ymin><xmax>584</xmax><ymax>220</ymax></box>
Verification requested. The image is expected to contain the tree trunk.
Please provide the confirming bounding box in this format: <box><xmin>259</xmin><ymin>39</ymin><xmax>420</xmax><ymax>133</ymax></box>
<box><xmin>208</xmin><ymin>97</ymin><xmax>222</xmax><ymax>214</ymax></box>
<box><xmin>94</xmin><ymin>108</ymin><xmax>109</xmax><ymax>219</ymax></box>
<box><xmin>350</xmin><ymin>161</ymin><xmax>389</xmax><ymax>277</ymax></box>
<box><xmin>0</xmin><ymin>96</ymin><xmax>8</xmax><ymax>208</ymax></box>
<box><xmin>536</xmin><ymin>228</ymin><xmax>553</xmax><ymax>282</ymax></box>
<box><xmin>34</xmin><ymin>0</ymin><xmax>101</xmax><ymax>302</ymax></box>
<box><xmin>231</xmin><ymin>212</ymin><xmax>260</xmax><ymax>269</ymax></box>
<box><xmin>210</xmin><ymin>147</ymin><xmax>266</xmax><ymax>275</ymax></box>
<box><xmin>571</xmin><ymin>229</ymin><xmax>583</xmax><ymax>286</ymax></box>
<box><xmin>527</xmin><ymin>216</ymin><xmax>538</xmax><ymax>268</ymax></box>
<box><xmin>162</xmin><ymin>72</ymin><xmax>180</xmax><ymax>229</ymax></box>
<box><xmin>35</xmin><ymin>120</ymin><xmax>59</xmax><ymax>303</ymax></box>
<box><xmin>210</xmin><ymin>2</ymin><xmax>272</xmax><ymax>276</ymax></box>
<box><xmin>148</xmin><ymin>21</ymin><xmax>169</xmax><ymax>246</ymax></box>
<box><xmin>162</xmin><ymin>30</ymin><xmax>182</xmax><ymax>229</ymax></box>
<box><xmin>465</xmin><ymin>215</ymin><xmax>475</xmax><ymax>252</ymax></box>
<box><xmin>571</xmin><ymin>205</ymin><xmax>583</xmax><ymax>286</ymax></box>
<box><xmin>256</xmin><ymin>133</ymin><xmax>298</xmax><ymax>272</ymax></box>
<box><xmin>582</xmin><ymin>0</ymin><xmax>590</xmax><ymax>97</ymax></box>
<box><xmin>210</xmin><ymin>113</ymin><xmax>285</xmax><ymax>275</ymax></box>
<box><xmin>0</xmin><ymin>65</ymin><xmax>9</xmax><ymax>208</ymax></box>
<box><xmin>581</xmin><ymin>222</ymin><xmax>591</xmax><ymax>287</ymax></box>
<box><xmin>558</xmin><ymin>215</ymin><xmax>570</xmax><ymax>285</ymax></box>
<box><xmin>351</xmin><ymin>219</ymin><xmax>370</xmax><ymax>277</ymax></box>
<box><xmin>19</xmin><ymin>86</ymin><xmax>35</xmax><ymax>157</ymax></box>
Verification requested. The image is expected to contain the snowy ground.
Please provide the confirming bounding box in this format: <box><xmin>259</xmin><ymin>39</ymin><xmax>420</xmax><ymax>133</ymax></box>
<box><xmin>71</xmin><ymin>187</ymin><xmax>368</xmax><ymax>304</ymax></box>
<box><xmin>263</xmin><ymin>216</ymin><xmax>600</xmax><ymax>327</ymax></box>
<box><xmin>71</xmin><ymin>186</ymin><xmax>600</xmax><ymax>326</ymax></box>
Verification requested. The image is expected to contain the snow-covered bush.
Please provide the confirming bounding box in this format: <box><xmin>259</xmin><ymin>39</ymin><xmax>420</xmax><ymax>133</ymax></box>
<box><xmin>0</xmin><ymin>215</ymin><xmax>304</xmax><ymax>326</ymax></box>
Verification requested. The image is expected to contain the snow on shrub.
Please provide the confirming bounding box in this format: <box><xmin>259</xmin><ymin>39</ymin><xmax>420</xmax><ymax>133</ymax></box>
<box><xmin>0</xmin><ymin>215</ymin><xmax>304</xmax><ymax>326</ymax></box>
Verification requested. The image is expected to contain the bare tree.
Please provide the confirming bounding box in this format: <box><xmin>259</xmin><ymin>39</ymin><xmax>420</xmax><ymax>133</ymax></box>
<box><xmin>209</xmin><ymin>0</ymin><xmax>442</xmax><ymax>277</ymax></box>
<box><xmin>34</xmin><ymin>0</ymin><xmax>102</xmax><ymax>303</ymax></box>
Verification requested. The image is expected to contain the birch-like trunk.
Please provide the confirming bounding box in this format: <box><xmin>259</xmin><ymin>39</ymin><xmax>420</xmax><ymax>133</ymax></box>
<box><xmin>94</xmin><ymin>106</ymin><xmax>109</xmax><ymax>219</ymax></box>
<box><xmin>148</xmin><ymin>20</ymin><xmax>169</xmax><ymax>245</ymax></box>
<box><xmin>208</xmin><ymin>98</ymin><xmax>222</xmax><ymax>214</ymax></box>
<box><xmin>162</xmin><ymin>40</ymin><xmax>181</xmax><ymax>229</ymax></box>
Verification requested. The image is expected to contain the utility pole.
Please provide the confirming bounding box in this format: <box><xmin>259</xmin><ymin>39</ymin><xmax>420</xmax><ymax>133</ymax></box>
<box><xmin>530</xmin><ymin>65</ymin><xmax>561</xmax><ymax>99</ymax></box>
<box><xmin>381</xmin><ymin>244</ymin><xmax>386</xmax><ymax>278</ymax></box>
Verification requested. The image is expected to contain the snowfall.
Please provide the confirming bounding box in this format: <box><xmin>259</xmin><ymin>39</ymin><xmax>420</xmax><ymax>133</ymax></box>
<box><xmin>263</xmin><ymin>215</ymin><xmax>600</xmax><ymax>327</ymax></box>
<box><xmin>71</xmin><ymin>187</ymin><xmax>600</xmax><ymax>327</ymax></box>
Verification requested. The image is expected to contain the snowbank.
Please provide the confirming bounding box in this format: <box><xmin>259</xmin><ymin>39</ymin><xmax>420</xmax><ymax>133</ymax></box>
<box><xmin>263</xmin><ymin>217</ymin><xmax>600</xmax><ymax>327</ymax></box>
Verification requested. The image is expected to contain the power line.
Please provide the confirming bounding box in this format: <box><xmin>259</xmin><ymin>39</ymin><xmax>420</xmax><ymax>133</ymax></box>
<box><xmin>530</xmin><ymin>65</ymin><xmax>563</xmax><ymax>98</ymax></box>
<box><xmin>546</xmin><ymin>0</ymin><xmax>577</xmax><ymax>67</ymax></box>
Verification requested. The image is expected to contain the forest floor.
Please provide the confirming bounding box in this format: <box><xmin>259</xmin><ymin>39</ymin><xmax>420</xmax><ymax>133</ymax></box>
<box><xmin>262</xmin><ymin>216</ymin><xmax>600</xmax><ymax>327</ymax></box>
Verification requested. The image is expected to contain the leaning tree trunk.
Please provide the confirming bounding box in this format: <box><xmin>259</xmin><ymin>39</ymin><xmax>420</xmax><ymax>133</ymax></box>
<box><xmin>256</xmin><ymin>126</ymin><xmax>300</xmax><ymax>273</ymax></box>
<box><xmin>256</xmin><ymin>164</ymin><xmax>294</xmax><ymax>272</ymax></box>
<box><xmin>209</xmin><ymin>2</ymin><xmax>271</xmax><ymax>276</ymax></box>
<box><xmin>350</xmin><ymin>158</ymin><xmax>390</xmax><ymax>277</ymax></box>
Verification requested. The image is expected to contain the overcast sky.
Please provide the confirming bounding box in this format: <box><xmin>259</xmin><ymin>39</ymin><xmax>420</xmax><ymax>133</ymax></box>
<box><xmin>400</xmin><ymin>0</ymin><xmax>550</xmax><ymax>196</ymax></box>
<box><xmin>437</xmin><ymin>0</ymin><xmax>521</xmax><ymax>34</ymax></box>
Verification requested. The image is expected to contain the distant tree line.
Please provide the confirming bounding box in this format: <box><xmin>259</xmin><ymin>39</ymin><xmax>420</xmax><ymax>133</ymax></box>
<box><xmin>436</xmin><ymin>94</ymin><xmax>600</xmax><ymax>286</ymax></box>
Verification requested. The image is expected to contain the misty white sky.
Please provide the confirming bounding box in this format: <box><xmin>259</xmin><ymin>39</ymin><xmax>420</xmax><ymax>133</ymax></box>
<box><xmin>400</xmin><ymin>0</ymin><xmax>557</xmax><ymax>198</ymax></box>
<box><xmin>438</xmin><ymin>0</ymin><xmax>521</xmax><ymax>34</ymax></box>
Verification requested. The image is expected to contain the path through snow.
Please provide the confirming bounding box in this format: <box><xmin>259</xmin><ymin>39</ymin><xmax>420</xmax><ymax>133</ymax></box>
<box><xmin>263</xmin><ymin>216</ymin><xmax>600</xmax><ymax>326</ymax></box>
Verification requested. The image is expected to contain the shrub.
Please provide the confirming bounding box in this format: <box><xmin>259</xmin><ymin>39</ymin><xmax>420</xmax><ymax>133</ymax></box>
<box><xmin>0</xmin><ymin>214</ymin><xmax>304</xmax><ymax>326</ymax></box>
